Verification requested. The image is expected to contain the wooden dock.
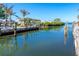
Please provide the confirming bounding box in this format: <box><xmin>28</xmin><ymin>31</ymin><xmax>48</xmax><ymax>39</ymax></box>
<box><xmin>72</xmin><ymin>22</ymin><xmax>79</xmax><ymax>56</ymax></box>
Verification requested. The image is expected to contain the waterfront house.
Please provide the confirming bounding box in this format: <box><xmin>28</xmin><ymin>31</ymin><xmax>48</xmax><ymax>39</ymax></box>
<box><xmin>17</xmin><ymin>18</ymin><xmax>41</xmax><ymax>28</ymax></box>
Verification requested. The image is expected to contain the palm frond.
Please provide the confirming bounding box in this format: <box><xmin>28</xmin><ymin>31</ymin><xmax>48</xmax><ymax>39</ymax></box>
<box><xmin>9</xmin><ymin>5</ymin><xmax>14</xmax><ymax>10</ymax></box>
<box><xmin>20</xmin><ymin>9</ymin><xmax>30</xmax><ymax>17</ymax></box>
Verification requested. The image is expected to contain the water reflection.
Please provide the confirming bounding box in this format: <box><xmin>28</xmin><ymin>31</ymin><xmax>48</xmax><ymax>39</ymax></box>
<box><xmin>42</xmin><ymin>26</ymin><xmax>63</xmax><ymax>31</ymax></box>
<box><xmin>13</xmin><ymin>35</ymin><xmax>18</xmax><ymax>50</ymax></box>
<box><xmin>0</xmin><ymin>35</ymin><xmax>14</xmax><ymax>55</ymax></box>
<box><xmin>0</xmin><ymin>24</ymin><xmax>75</xmax><ymax>56</ymax></box>
<box><xmin>64</xmin><ymin>25</ymin><xmax>68</xmax><ymax>46</ymax></box>
<box><xmin>22</xmin><ymin>32</ymin><xmax>27</xmax><ymax>49</ymax></box>
<box><xmin>0</xmin><ymin>32</ymin><xmax>27</xmax><ymax>55</ymax></box>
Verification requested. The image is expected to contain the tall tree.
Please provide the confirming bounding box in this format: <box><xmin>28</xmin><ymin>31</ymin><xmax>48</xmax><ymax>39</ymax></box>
<box><xmin>0</xmin><ymin>4</ymin><xmax>5</xmax><ymax>19</ymax></box>
<box><xmin>4</xmin><ymin>4</ymin><xmax>20</xmax><ymax>27</ymax></box>
<box><xmin>4</xmin><ymin>5</ymin><xmax>14</xmax><ymax>20</ymax></box>
<box><xmin>20</xmin><ymin>9</ymin><xmax>30</xmax><ymax>27</ymax></box>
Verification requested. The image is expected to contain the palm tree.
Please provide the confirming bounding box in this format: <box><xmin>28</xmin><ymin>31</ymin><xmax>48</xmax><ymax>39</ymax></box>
<box><xmin>0</xmin><ymin>4</ymin><xmax>5</xmax><ymax>19</ymax></box>
<box><xmin>4</xmin><ymin>4</ymin><xmax>21</xmax><ymax>27</ymax></box>
<box><xmin>20</xmin><ymin>9</ymin><xmax>30</xmax><ymax>27</ymax></box>
<box><xmin>4</xmin><ymin>4</ymin><xmax>14</xmax><ymax>26</ymax></box>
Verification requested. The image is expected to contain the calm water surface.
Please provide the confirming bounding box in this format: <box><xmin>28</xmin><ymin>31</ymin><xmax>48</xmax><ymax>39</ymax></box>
<box><xmin>0</xmin><ymin>24</ymin><xmax>75</xmax><ymax>56</ymax></box>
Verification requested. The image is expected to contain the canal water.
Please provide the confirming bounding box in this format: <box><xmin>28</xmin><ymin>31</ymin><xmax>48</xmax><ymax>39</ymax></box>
<box><xmin>0</xmin><ymin>24</ymin><xmax>75</xmax><ymax>56</ymax></box>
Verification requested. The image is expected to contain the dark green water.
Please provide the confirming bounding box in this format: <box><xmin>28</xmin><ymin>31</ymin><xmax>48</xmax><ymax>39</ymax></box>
<box><xmin>0</xmin><ymin>24</ymin><xmax>75</xmax><ymax>56</ymax></box>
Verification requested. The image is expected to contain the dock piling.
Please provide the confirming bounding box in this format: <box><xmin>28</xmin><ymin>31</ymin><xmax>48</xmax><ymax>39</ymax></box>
<box><xmin>13</xmin><ymin>22</ymin><xmax>17</xmax><ymax>36</ymax></box>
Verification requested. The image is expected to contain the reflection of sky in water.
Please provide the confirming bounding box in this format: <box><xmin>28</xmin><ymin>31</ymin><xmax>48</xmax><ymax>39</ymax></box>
<box><xmin>0</xmin><ymin>24</ymin><xmax>75</xmax><ymax>56</ymax></box>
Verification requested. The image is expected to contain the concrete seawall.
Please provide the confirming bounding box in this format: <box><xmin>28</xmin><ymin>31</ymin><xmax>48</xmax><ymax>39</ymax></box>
<box><xmin>0</xmin><ymin>27</ymin><xmax>39</xmax><ymax>36</ymax></box>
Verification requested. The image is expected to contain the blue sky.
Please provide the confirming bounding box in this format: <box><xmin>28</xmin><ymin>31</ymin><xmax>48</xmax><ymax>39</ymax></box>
<box><xmin>5</xmin><ymin>3</ymin><xmax>79</xmax><ymax>22</ymax></box>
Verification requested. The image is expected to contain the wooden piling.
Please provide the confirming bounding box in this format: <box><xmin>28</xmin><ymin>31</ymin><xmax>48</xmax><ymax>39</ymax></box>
<box><xmin>13</xmin><ymin>22</ymin><xmax>17</xmax><ymax>36</ymax></box>
<box><xmin>0</xmin><ymin>23</ymin><xmax>1</xmax><ymax>35</ymax></box>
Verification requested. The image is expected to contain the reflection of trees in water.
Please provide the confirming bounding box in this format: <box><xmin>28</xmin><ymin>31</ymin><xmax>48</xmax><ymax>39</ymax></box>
<box><xmin>42</xmin><ymin>26</ymin><xmax>63</xmax><ymax>31</ymax></box>
<box><xmin>22</xmin><ymin>32</ymin><xmax>27</xmax><ymax>49</ymax></box>
<box><xmin>13</xmin><ymin>35</ymin><xmax>18</xmax><ymax>53</ymax></box>
<box><xmin>0</xmin><ymin>32</ymin><xmax>28</xmax><ymax>55</ymax></box>
<box><xmin>0</xmin><ymin>35</ymin><xmax>15</xmax><ymax>55</ymax></box>
<box><xmin>51</xmin><ymin>26</ymin><xmax>63</xmax><ymax>31</ymax></box>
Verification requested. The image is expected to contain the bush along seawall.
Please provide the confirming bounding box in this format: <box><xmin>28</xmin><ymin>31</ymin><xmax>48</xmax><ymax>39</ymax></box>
<box><xmin>40</xmin><ymin>18</ymin><xmax>65</xmax><ymax>29</ymax></box>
